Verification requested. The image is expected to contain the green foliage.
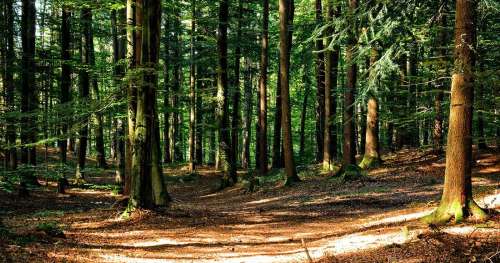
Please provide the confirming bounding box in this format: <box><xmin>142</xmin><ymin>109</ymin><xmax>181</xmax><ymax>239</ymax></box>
<box><xmin>32</xmin><ymin>210</ymin><xmax>65</xmax><ymax>218</ymax></box>
<box><xmin>36</xmin><ymin>221</ymin><xmax>65</xmax><ymax>238</ymax></box>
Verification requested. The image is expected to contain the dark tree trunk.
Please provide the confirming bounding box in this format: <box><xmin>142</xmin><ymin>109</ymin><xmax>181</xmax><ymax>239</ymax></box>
<box><xmin>172</xmin><ymin>6</ymin><xmax>182</xmax><ymax>162</ymax></box>
<box><xmin>2</xmin><ymin>0</ymin><xmax>17</xmax><ymax>170</ymax></box>
<box><xmin>217</xmin><ymin>0</ymin><xmax>237</xmax><ymax>187</ymax></box>
<box><xmin>279</xmin><ymin>0</ymin><xmax>299</xmax><ymax>185</ymax></box>
<box><xmin>343</xmin><ymin>0</ymin><xmax>357</xmax><ymax>166</ymax></box>
<box><xmin>162</xmin><ymin>7</ymin><xmax>172</xmax><ymax>163</ymax></box>
<box><xmin>188</xmin><ymin>0</ymin><xmax>196</xmax><ymax>172</ymax></box>
<box><xmin>242</xmin><ymin>58</ymin><xmax>252</xmax><ymax>169</ymax></box>
<box><xmin>272</xmin><ymin>62</ymin><xmax>283</xmax><ymax>169</ymax></box>
<box><xmin>231</xmin><ymin>0</ymin><xmax>243</xmax><ymax>170</ymax></box>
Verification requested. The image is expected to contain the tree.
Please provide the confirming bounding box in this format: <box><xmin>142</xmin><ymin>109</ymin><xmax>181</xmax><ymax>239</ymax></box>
<box><xmin>59</xmin><ymin>6</ymin><xmax>71</xmax><ymax>165</ymax></box>
<box><xmin>127</xmin><ymin>0</ymin><xmax>170</xmax><ymax>211</ymax></box>
<box><xmin>322</xmin><ymin>0</ymin><xmax>339</xmax><ymax>170</ymax></box>
<box><xmin>279</xmin><ymin>0</ymin><xmax>299</xmax><ymax>185</ymax></box>
<box><xmin>423</xmin><ymin>0</ymin><xmax>488</xmax><ymax>225</ymax></box>
<box><xmin>231</xmin><ymin>0</ymin><xmax>243</xmax><ymax>171</ymax></box>
<box><xmin>188</xmin><ymin>0</ymin><xmax>196</xmax><ymax>172</ymax></box>
<box><xmin>315</xmin><ymin>0</ymin><xmax>325</xmax><ymax>163</ymax></box>
<box><xmin>342</xmin><ymin>0</ymin><xmax>357</xmax><ymax>167</ymax></box>
<box><xmin>162</xmin><ymin>4</ymin><xmax>172</xmax><ymax>164</ymax></box>
<box><xmin>21</xmin><ymin>0</ymin><xmax>37</xmax><ymax>170</ymax></box>
<box><xmin>1</xmin><ymin>0</ymin><xmax>16</xmax><ymax>170</ymax></box>
<box><xmin>217</xmin><ymin>0</ymin><xmax>237</xmax><ymax>187</ymax></box>
<box><xmin>257</xmin><ymin>0</ymin><xmax>269</xmax><ymax>175</ymax></box>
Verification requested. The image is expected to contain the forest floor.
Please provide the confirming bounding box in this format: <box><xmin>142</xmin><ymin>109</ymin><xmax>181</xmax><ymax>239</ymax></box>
<box><xmin>0</xmin><ymin>147</ymin><xmax>499</xmax><ymax>263</ymax></box>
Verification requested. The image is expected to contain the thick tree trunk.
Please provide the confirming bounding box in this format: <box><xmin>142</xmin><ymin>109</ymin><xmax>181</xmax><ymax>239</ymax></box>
<box><xmin>128</xmin><ymin>0</ymin><xmax>170</xmax><ymax>211</ymax></box>
<box><xmin>315</xmin><ymin>0</ymin><xmax>325</xmax><ymax>163</ymax></box>
<box><xmin>279</xmin><ymin>0</ymin><xmax>299</xmax><ymax>185</ymax></box>
<box><xmin>257</xmin><ymin>0</ymin><xmax>269</xmax><ymax>174</ymax></box>
<box><xmin>217</xmin><ymin>0</ymin><xmax>237</xmax><ymax>187</ymax></box>
<box><xmin>2</xmin><ymin>0</ymin><xmax>17</xmax><ymax>170</ymax></box>
<box><xmin>423</xmin><ymin>0</ymin><xmax>487</xmax><ymax>225</ymax></box>
<box><xmin>343</xmin><ymin>0</ymin><xmax>357</xmax><ymax>167</ymax></box>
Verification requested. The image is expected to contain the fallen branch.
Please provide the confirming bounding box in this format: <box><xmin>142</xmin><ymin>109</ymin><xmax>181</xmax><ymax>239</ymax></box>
<box><xmin>301</xmin><ymin>238</ymin><xmax>314</xmax><ymax>263</ymax></box>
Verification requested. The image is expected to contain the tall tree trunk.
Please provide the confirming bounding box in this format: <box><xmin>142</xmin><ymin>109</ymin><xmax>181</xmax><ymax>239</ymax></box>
<box><xmin>76</xmin><ymin>8</ymin><xmax>93</xmax><ymax>182</ymax></box>
<box><xmin>21</xmin><ymin>0</ymin><xmax>38</xmax><ymax>172</ymax></box>
<box><xmin>257</xmin><ymin>0</ymin><xmax>269</xmax><ymax>174</ymax></box>
<box><xmin>60</xmin><ymin>5</ymin><xmax>71</xmax><ymax>165</ymax></box>
<box><xmin>242</xmin><ymin>58</ymin><xmax>252</xmax><ymax>169</ymax></box>
<box><xmin>279</xmin><ymin>0</ymin><xmax>299</xmax><ymax>185</ymax></box>
<box><xmin>343</xmin><ymin>0</ymin><xmax>357</xmax><ymax>167</ymax></box>
<box><xmin>125</xmin><ymin>0</ymin><xmax>137</xmax><ymax>195</ymax></box>
<box><xmin>423</xmin><ymin>0</ymin><xmax>487</xmax><ymax>225</ymax></box>
<box><xmin>299</xmin><ymin>61</ymin><xmax>310</xmax><ymax>158</ymax></box>
<box><xmin>128</xmin><ymin>0</ymin><xmax>170</xmax><ymax>211</ymax></box>
<box><xmin>172</xmin><ymin>6</ymin><xmax>182</xmax><ymax>162</ymax></box>
<box><xmin>86</xmin><ymin>9</ymin><xmax>107</xmax><ymax>169</ymax></box>
<box><xmin>162</xmin><ymin>6</ymin><xmax>172</xmax><ymax>163</ymax></box>
<box><xmin>322</xmin><ymin>1</ymin><xmax>339</xmax><ymax>170</ymax></box>
<box><xmin>315</xmin><ymin>0</ymin><xmax>325</xmax><ymax>162</ymax></box>
<box><xmin>272</xmin><ymin>62</ymin><xmax>283</xmax><ymax>169</ymax></box>
<box><xmin>360</xmin><ymin>48</ymin><xmax>381</xmax><ymax>169</ymax></box>
<box><xmin>2</xmin><ymin>0</ymin><xmax>17</xmax><ymax>170</ymax></box>
<box><xmin>188</xmin><ymin>0</ymin><xmax>196</xmax><ymax>172</ymax></box>
<box><xmin>231</xmin><ymin>0</ymin><xmax>243</xmax><ymax>170</ymax></box>
<box><xmin>217</xmin><ymin>0</ymin><xmax>236</xmax><ymax>187</ymax></box>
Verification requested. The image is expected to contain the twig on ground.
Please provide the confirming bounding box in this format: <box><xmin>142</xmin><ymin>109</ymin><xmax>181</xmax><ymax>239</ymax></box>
<box><xmin>301</xmin><ymin>238</ymin><xmax>314</xmax><ymax>263</ymax></box>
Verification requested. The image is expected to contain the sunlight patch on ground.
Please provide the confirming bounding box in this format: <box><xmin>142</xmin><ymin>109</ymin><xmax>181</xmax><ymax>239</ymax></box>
<box><xmin>361</xmin><ymin>210</ymin><xmax>431</xmax><ymax>228</ymax></box>
<box><xmin>122</xmin><ymin>238</ymin><xmax>189</xmax><ymax>247</ymax></box>
<box><xmin>246</xmin><ymin>196</ymin><xmax>285</xmax><ymax>205</ymax></box>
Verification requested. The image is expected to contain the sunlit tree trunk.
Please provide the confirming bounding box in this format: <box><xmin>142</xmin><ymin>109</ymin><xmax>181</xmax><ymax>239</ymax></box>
<box><xmin>257</xmin><ymin>0</ymin><xmax>269</xmax><ymax>174</ymax></box>
<box><xmin>423</xmin><ymin>0</ymin><xmax>487</xmax><ymax>225</ymax></box>
<box><xmin>343</xmin><ymin>0</ymin><xmax>357</xmax><ymax>167</ymax></box>
<box><xmin>315</xmin><ymin>0</ymin><xmax>325</xmax><ymax>162</ymax></box>
<box><xmin>127</xmin><ymin>0</ymin><xmax>170</xmax><ymax>211</ymax></box>
<box><xmin>272</xmin><ymin>62</ymin><xmax>283</xmax><ymax>169</ymax></box>
<box><xmin>360</xmin><ymin>48</ymin><xmax>381</xmax><ymax>169</ymax></box>
<box><xmin>217</xmin><ymin>0</ymin><xmax>237</xmax><ymax>187</ymax></box>
<box><xmin>279</xmin><ymin>0</ymin><xmax>299</xmax><ymax>185</ymax></box>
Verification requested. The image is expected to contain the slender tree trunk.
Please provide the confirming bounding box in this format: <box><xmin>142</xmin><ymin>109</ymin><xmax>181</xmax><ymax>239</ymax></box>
<box><xmin>217</xmin><ymin>0</ymin><xmax>237</xmax><ymax>187</ymax></box>
<box><xmin>423</xmin><ymin>0</ymin><xmax>487</xmax><ymax>225</ymax></box>
<box><xmin>188</xmin><ymin>0</ymin><xmax>196</xmax><ymax>172</ymax></box>
<box><xmin>21</xmin><ymin>0</ymin><xmax>38</xmax><ymax>171</ymax></box>
<box><xmin>242</xmin><ymin>58</ymin><xmax>252</xmax><ymax>169</ymax></box>
<box><xmin>2</xmin><ymin>0</ymin><xmax>17</xmax><ymax>170</ymax></box>
<box><xmin>343</xmin><ymin>0</ymin><xmax>357</xmax><ymax>167</ymax></box>
<box><xmin>162</xmin><ymin>7</ymin><xmax>172</xmax><ymax>163</ymax></box>
<box><xmin>231</xmin><ymin>0</ymin><xmax>243</xmax><ymax>170</ymax></box>
<box><xmin>279</xmin><ymin>0</ymin><xmax>299</xmax><ymax>185</ymax></box>
<box><xmin>315</xmin><ymin>0</ymin><xmax>325</xmax><ymax>162</ymax></box>
<box><xmin>257</xmin><ymin>0</ymin><xmax>269</xmax><ymax>174</ymax></box>
<box><xmin>322</xmin><ymin>1</ymin><xmax>339</xmax><ymax>170</ymax></box>
<box><xmin>172</xmin><ymin>7</ymin><xmax>182</xmax><ymax>162</ymax></box>
<box><xmin>76</xmin><ymin>8</ymin><xmax>93</xmax><ymax>182</ymax></box>
<box><xmin>299</xmin><ymin>62</ymin><xmax>310</xmax><ymax>158</ymax></box>
<box><xmin>272</xmin><ymin>62</ymin><xmax>283</xmax><ymax>169</ymax></box>
<box><xmin>360</xmin><ymin>48</ymin><xmax>381</xmax><ymax>169</ymax></box>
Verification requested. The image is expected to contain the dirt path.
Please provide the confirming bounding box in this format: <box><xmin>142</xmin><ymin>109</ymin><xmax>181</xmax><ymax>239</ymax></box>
<box><xmin>1</xmin><ymin>149</ymin><xmax>499</xmax><ymax>262</ymax></box>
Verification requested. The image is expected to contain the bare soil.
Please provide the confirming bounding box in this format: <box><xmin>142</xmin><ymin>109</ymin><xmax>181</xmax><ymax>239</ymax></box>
<box><xmin>1</xmin><ymin>148</ymin><xmax>499</xmax><ymax>263</ymax></box>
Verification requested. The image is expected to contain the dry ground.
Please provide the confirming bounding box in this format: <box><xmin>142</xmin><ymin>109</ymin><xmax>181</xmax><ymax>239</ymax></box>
<box><xmin>1</xmin><ymin>148</ymin><xmax>499</xmax><ymax>263</ymax></box>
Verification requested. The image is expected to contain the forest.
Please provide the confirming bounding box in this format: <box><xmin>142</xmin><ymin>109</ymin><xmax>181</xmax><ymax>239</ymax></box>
<box><xmin>0</xmin><ymin>0</ymin><xmax>499</xmax><ymax>262</ymax></box>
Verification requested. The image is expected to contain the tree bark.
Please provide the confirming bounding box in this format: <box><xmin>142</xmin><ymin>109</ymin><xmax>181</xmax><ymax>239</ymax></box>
<box><xmin>315</xmin><ymin>0</ymin><xmax>325</xmax><ymax>162</ymax></box>
<box><xmin>343</xmin><ymin>0</ymin><xmax>357</xmax><ymax>167</ymax></box>
<box><xmin>217</xmin><ymin>0</ymin><xmax>237</xmax><ymax>187</ymax></box>
<box><xmin>272</xmin><ymin>62</ymin><xmax>283</xmax><ymax>169</ymax></box>
<box><xmin>162</xmin><ymin>6</ymin><xmax>172</xmax><ymax>163</ymax></box>
<box><xmin>257</xmin><ymin>0</ymin><xmax>269</xmax><ymax>174</ymax></box>
<box><xmin>188</xmin><ymin>0</ymin><xmax>196</xmax><ymax>172</ymax></box>
<box><xmin>242</xmin><ymin>58</ymin><xmax>252</xmax><ymax>169</ymax></box>
<box><xmin>423</xmin><ymin>0</ymin><xmax>487</xmax><ymax>225</ymax></box>
<box><xmin>231</xmin><ymin>0</ymin><xmax>243</xmax><ymax>170</ymax></box>
<box><xmin>279</xmin><ymin>0</ymin><xmax>299</xmax><ymax>185</ymax></box>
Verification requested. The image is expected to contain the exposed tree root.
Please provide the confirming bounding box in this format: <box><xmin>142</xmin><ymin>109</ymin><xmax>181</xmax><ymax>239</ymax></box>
<box><xmin>359</xmin><ymin>155</ymin><xmax>382</xmax><ymax>169</ymax></box>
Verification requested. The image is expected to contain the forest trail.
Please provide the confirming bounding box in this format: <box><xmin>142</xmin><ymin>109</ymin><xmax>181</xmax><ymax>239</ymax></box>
<box><xmin>1</xmin><ymin>148</ymin><xmax>499</xmax><ymax>262</ymax></box>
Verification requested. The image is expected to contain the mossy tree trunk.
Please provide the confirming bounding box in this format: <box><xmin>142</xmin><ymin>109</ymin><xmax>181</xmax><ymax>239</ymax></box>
<box><xmin>423</xmin><ymin>0</ymin><xmax>487</xmax><ymax>225</ymax></box>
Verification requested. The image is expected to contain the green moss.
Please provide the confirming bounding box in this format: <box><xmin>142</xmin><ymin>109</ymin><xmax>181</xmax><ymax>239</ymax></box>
<box><xmin>340</xmin><ymin>164</ymin><xmax>364</xmax><ymax>181</ymax></box>
<box><xmin>359</xmin><ymin>155</ymin><xmax>381</xmax><ymax>169</ymax></box>
<box><xmin>421</xmin><ymin>199</ymin><xmax>489</xmax><ymax>225</ymax></box>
